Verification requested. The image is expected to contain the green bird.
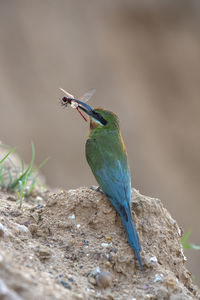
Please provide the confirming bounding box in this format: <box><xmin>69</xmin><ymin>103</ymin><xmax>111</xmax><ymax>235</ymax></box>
<box><xmin>61</xmin><ymin>93</ymin><xmax>143</xmax><ymax>271</ymax></box>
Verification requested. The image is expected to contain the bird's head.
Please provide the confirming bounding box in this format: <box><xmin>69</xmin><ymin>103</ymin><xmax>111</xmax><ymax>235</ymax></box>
<box><xmin>89</xmin><ymin>108</ymin><xmax>119</xmax><ymax>130</ymax></box>
<box><xmin>74</xmin><ymin>99</ymin><xmax>119</xmax><ymax>130</ymax></box>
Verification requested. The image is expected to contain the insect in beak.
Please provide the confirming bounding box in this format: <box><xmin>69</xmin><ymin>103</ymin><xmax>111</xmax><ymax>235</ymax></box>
<box><xmin>59</xmin><ymin>87</ymin><xmax>96</xmax><ymax>122</ymax></box>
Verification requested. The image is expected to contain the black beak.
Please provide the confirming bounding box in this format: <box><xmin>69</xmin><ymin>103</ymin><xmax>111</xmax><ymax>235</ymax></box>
<box><xmin>74</xmin><ymin>99</ymin><xmax>94</xmax><ymax>117</ymax></box>
<box><xmin>76</xmin><ymin>100</ymin><xmax>107</xmax><ymax>125</ymax></box>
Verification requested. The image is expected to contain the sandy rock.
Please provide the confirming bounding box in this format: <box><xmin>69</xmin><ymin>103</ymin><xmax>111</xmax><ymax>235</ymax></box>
<box><xmin>28</xmin><ymin>224</ymin><xmax>38</xmax><ymax>234</ymax></box>
<box><xmin>30</xmin><ymin>212</ymin><xmax>39</xmax><ymax>223</ymax></box>
<box><xmin>46</xmin><ymin>197</ymin><xmax>58</xmax><ymax>207</ymax></box>
<box><xmin>6</xmin><ymin>195</ymin><xmax>17</xmax><ymax>202</ymax></box>
<box><xmin>0</xmin><ymin>279</ymin><xmax>23</xmax><ymax>300</ymax></box>
<box><xmin>35</xmin><ymin>245</ymin><xmax>52</xmax><ymax>259</ymax></box>
<box><xmin>0</xmin><ymin>186</ymin><xmax>199</xmax><ymax>299</ymax></box>
<box><xmin>96</xmin><ymin>271</ymin><xmax>113</xmax><ymax>288</ymax></box>
<box><xmin>0</xmin><ymin>223</ymin><xmax>9</xmax><ymax>238</ymax></box>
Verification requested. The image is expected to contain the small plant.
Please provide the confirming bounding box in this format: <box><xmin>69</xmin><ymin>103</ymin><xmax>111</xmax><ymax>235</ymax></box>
<box><xmin>0</xmin><ymin>147</ymin><xmax>15</xmax><ymax>188</ymax></box>
<box><xmin>181</xmin><ymin>229</ymin><xmax>200</xmax><ymax>250</ymax></box>
<box><xmin>0</xmin><ymin>142</ymin><xmax>49</xmax><ymax>207</ymax></box>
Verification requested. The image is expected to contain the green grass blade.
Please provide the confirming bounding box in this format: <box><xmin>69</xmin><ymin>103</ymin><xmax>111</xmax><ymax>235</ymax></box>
<box><xmin>8</xmin><ymin>142</ymin><xmax>35</xmax><ymax>191</ymax></box>
<box><xmin>189</xmin><ymin>244</ymin><xmax>200</xmax><ymax>250</ymax></box>
<box><xmin>18</xmin><ymin>180</ymin><xmax>24</xmax><ymax>208</ymax></box>
<box><xmin>28</xmin><ymin>176</ymin><xmax>37</xmax><ymax>194</ymax></box>
<box><xmin>181</xmin><ymin>229</ymin><xmax>200</xmax><ymax>250</ymax></box>
<box><xmin>0</xmin><ymin>148</ymin><xmax>15</xmax><ymax>165</ymax></box>
<box><xmin>181</xmin><ymin>229</ymin><xmax>192</xmax><ymax>248</ymax></box>
<box><xmin>0</xmin><ymin>167</ymin><xmax>5</xmax><ymax>188</ymax></box>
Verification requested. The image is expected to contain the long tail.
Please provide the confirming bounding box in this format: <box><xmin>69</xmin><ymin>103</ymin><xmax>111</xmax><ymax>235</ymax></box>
<box><xmin>119</xmin><ymin>205</ymin><xmax>144</xmax><ymax>272</ymax></box>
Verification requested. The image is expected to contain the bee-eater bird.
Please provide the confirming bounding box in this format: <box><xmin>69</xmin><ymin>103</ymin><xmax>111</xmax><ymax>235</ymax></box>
<box><xmin>61</xmin><ymin>93</ymin><xmax>143</xmax><ymax>271</ymax></box>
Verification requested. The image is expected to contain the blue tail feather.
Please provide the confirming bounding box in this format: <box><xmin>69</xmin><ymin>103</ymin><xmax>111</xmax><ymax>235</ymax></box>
<box><xmin>120</xmin><ymin>206</ymin><xmax>144</xmax><ymax>272</ymax></box>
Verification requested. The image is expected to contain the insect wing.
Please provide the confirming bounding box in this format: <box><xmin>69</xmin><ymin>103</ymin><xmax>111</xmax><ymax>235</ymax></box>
<box><xmin>59</xmin><ymin>87</ymin><xmax>74</xmax><ymax>99</ymax></box>
<box><xmin>78</xmin><ymin>88</ymin><xmax>96</xmax><ymax>103</ymax></box>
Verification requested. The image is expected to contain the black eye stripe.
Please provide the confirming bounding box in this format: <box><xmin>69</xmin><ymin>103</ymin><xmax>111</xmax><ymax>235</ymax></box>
<box><xmin>93</xmin><ymin>111</ymin><xmax>107</xmax><ymax>125</ymax></box>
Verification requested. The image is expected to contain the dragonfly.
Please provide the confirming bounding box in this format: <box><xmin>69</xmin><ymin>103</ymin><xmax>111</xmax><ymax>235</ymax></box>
<box><xmin>59</xmin><ymin>87</ymin><xmax>96</xmax><ymax>121</ymax></box>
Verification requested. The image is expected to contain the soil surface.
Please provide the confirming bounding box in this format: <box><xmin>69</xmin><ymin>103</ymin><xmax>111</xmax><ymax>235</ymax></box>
<box><xmin>0</xmin><ymin>182</ymin><xmax>199</xmax><ymax>299</ymax></box>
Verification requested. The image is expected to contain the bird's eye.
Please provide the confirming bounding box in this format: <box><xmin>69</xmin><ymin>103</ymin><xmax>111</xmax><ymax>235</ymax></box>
<box><xmin>62</xmin><ymin>97</ymin><xmax>67</xmax><ymax>103</ymax></box>
<box><xmin>96</xmin><ymin>113</ymin><xmax>101</xmax><ymax>119</ymax></box>
<box><xmin>97</xmin><ymin>113</ymin><xmax>107</xmax><ymax>125</ymax></box>
<box><xmin>93</xmin><ymin>110</ymin><xmax>107</xmax><ymax>125</ymax></box>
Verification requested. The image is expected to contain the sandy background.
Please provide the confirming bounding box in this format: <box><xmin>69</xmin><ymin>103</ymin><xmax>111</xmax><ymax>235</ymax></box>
<box><xmin>0</xmin><ymin>1</ymin><xmax>200</xmax><ymax>280</ymax></box>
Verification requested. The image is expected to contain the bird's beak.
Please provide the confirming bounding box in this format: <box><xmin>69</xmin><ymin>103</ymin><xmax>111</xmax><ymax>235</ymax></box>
<box><xmin>74</xmin><ymin>100</ymin><xmax>107</xmax><ymax>125</ymax></box>
<box><xmin>74</xmin><ymin>99</ymin><xmax>94</xmax><ymax>117</ymax></box>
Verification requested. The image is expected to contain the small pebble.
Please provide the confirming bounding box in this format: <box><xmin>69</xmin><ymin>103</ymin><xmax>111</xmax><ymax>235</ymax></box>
<box><xmin>146</xmin><ymin>294</ymin><xmax>154</xmax><ymax>299</ymax></box>
<box><xmin>101</xmin><ymin>243</ymin><xmax>109</xmax><ymax>248</ymax></box>
<box><xmin>150</xmin><ymin>256</ymin><xmax>158</xmax><ymax>263</ymax></box>
<box><xmin>68</xmin><ymin>277</ymin><xmax>74</xmax><ymax>282</ymax></box>
<box><xmin>105</xmin><ymin>261</ymin><xmax>111</xmax><ymax>267</ymax></box>
<box><xmin>36</xmin><ymin>246</ymin><xmax>51</xmax><ymax>259</ymax></box>
<box><xmin>104</xmin><ymin>253</ymin><xmax>110</xmax><ymax>259</ymax></box>
<box><xmin>106</xmin><ymin>295</ymin><xmax>115</xmax><ymax>300</ymax></box>
<box><xmin>31</xmin><ymin>212</ymin><xmax>39</xmax><ymax>223</ymax></box>
<box><xmin>90</xmin><ymin>185</ymin><xmax>102</xmax><ymax>192</ymax></box>
<box><xmin>105</xmin><ymin>235</ymin><xmax>111</xmax><ymax>241</ymax></box>
<box><xmin>177</xmin><ymin>227</ymin><xmax>182</xmax><ymax>236</ymax></box>
<box><xmin>165</xmin><ymin>278</ymin><xmax>175</xmax><ymax>289</ymax></box>
<box><xmin>71</xmin><ymin>292</ymin><xmax>85</xmax><ymax>300</ymax></box>
<box><xmin>15</xmin><ymin>224</ymin><xmax>31</xmax><ymax>237</ymax></box>
<box><xmin>60</xmin><ymin>280</ymin><xmax>71</xmax><ymax>290</ymax></box>
<box><xmin>91</xmin><ymin>266</ymin><xmax>101</xmax><ymax>276</ymax></box>
<box><xmin>36</xmin><ymin>230</ymin><xmax>43</xmax><ymax>237</ymax></box>
<box><xmin>0</xmin><ymin>223</ymin><xmax>9</xmax><ymax>238</ymax></box>
<box><xmin>82</xmin><ymin>240</ymin><xmax>89</xmax><ymax>246</ymax></box>
<box><xmin>103</xmin><ymin>207</ymin><xmax>113</xmax><ymax>214</ymax></box>
<box><xmin>28</xmin><ymin>224</ymin><xmax>38</xmax><ymax>234</ymax></box>
<box><xmin>10</xmin><ymin>210</ymin><xmax>22</xmax><ymax>217</ymax></box>
<box><xmin>36</xmin><ymin>196</ymin><xmax>43</xmax><ymax>202</ymax></box>
<box><xmin>154</xmin><ymin>273</ymin><xmax>164</xmax><ymax>283</ymax></box>
<box><xmin>46</xmin><ymin>198</ymin><xmax>57</xmax><ymax>207</ymax></box>
<box><xmin>88</xmin><ymin>276</ymin><xmax>96</xmax><ymax>285</ymax></box>
<box><xmin>6</xmin><ymin>195</ymin><xmax>16</xmax><ymax>202</ymax></box>
<box><xmin>96</xmin><ymin>271</ymin><xmax>113</xmax><ymax>289</ymax></box>
<box><xmin>68</xmin><ymin>214</ymin><xmax>75</xmax><ymax>220</ymax></box>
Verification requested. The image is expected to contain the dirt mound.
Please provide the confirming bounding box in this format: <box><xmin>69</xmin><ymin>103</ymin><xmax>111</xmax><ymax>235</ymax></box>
<box><xmin>0</xmin><ymin>187</ymin><xmax>199</xmax><ymax>299</ymax></box>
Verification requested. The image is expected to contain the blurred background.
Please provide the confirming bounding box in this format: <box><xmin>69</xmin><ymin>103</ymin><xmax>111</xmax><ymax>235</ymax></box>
<box><xmin>0</xmin><ymin>0</ymin><xmax>200</xmax><ymax>279</ymax></box>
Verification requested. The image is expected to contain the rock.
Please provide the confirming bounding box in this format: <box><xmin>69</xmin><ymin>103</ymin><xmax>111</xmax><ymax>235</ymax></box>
<box><xmin>46</xmin><ymin>197</ymin><xmax>58</xmax><ymax>207</ymax></box>
<box><xmin>10</xmin><ymin>210</ymin><xmax>22</xmax><ymax>217</ymax></box>
<box><xmin>28</xmin><ymin>224</ymin><xmax>38</xmax><ymax>234</ymax></box>
<box><xmin>35</xmin><ymin>246</ymin><xmax>52</xmax><ymax>259</ymax></box>
<box><xmin>70</xmin><ymin>292</ymin><xmax>86</xmax><ymax>300</ymax></box>
<box><xmin>31</xmin><ymin>212</ymin><xmax>39</xmax><ymax>223</ymax></box>
<box><xmin>35</xmin><ymin>196</ymin><xmax>43</xmax><ymax>203</ymax></box>
<box><xmin>0</xmin><ymin>185</ymin><xmax>199</xmax><ymax>299</ymax></box>
<box><xmin>60</xmin><ymin>280</ymin><xmax>71</xmax><ymax>290</ymax></box>
<box><xmin>14</xmin><ymin>224</ymin><xmax>31</xmax><ymax>239</ymax></box>
<box><xmin>6</xmin><ymin>195</ymin><xmax>17</xmax><ymax>202</ymax></box>
<box><xmin>0</xmin><ymin>223</ymin><xmax>9</xmax><ymax>238</ymax></box>
<box><xmin>0</xmin><ymin>279</ymin><xmax>23</xmax><ymax>300</ymax></box>
<box><xmin>96</xmin><ymin>271</ymin><xmax>113</xmax><ymax>289</ymax></box>
<box><xmin>88</xmin><ymin>276</ymin><xmax>96</xmax><ymax>285</ymax></box>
